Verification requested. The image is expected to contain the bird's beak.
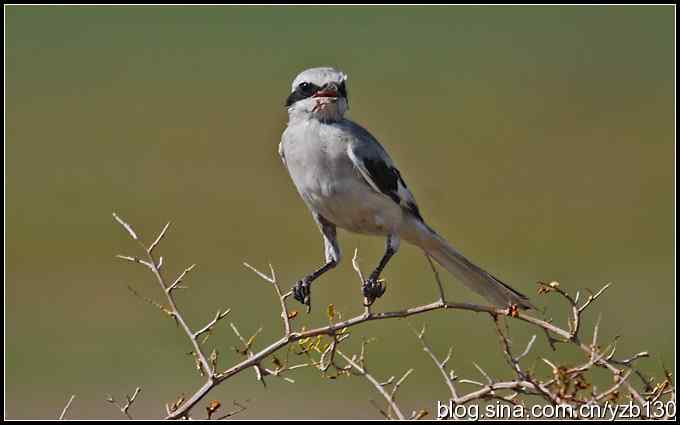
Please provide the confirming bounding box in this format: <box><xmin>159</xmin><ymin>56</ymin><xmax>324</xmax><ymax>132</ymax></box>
<box><xmin>312</xmin><ymin>83</ymin><xmax>339</xmax><ymax>98</ymax></box>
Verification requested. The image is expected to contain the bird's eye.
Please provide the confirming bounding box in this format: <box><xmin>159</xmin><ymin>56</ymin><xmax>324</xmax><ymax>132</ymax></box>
<box><xmin>298</xmin><ymin>82</ymin><xmax>315</xmax><ymax>93</ymax></box>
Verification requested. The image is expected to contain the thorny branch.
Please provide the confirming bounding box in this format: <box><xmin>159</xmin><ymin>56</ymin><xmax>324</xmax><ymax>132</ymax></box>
<box><xmin>336</xmin><ymin>348</ymin><xmax>407</xmax><ymax>420</ymax></box>
<box><xmin>106</xmin><ymin>387</ymin><xmax>141</xmax><ymax>419</ymax></box>
<box><xmin>112</xmin><ymin>214</ymin><xmax>675</xmax><ymax>420</ymax></box>
<box><xmin>113</xmin><ymin>213</ymin><xmax>227</xmax><ymax>381</ymax></box>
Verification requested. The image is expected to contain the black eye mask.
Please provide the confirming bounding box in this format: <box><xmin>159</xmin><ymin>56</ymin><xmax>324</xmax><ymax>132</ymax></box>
<box><xmin>285</xmin><ymin>82</ymin><xmax>320</xmax><ymax>107</ymax></box>
<box><xmin>285</xmin><ymin>81</ymin><xmax>348</xmax><ymax>107</ymax></box>
<box><xmin>338</xmin><ymin>81</ymin><xmax>348</xmax><ymax>99</ymax></box>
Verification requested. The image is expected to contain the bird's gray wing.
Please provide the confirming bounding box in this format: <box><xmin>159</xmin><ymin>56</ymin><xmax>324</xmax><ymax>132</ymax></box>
<box><xmin>345</xmin><ymin>126</ymin><xmax>423</xmax><ymax>221</ymax></box>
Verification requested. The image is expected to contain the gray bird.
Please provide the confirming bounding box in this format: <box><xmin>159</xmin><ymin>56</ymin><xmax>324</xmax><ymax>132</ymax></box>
<box><xmin>279</xmin><ymin>66</ymin><xmax>532</xmax><ymax>311</ymax></box>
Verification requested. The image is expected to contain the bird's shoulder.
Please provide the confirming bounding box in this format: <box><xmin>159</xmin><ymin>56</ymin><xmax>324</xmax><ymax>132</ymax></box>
<box><xmin>328</xmin><ymin>120</ymin><xmax>394</xmax><ymax>162</ymax></box>
<box><xmin>336</xmin><ymin>121</ymin><xmax>424</xmax><ymax>221</ymax></box>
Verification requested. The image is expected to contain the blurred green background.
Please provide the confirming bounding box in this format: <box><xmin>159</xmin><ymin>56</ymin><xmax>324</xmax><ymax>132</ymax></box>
<box><xmin>6</xmin><ymin>5</ymin><xmax>674</xmax><ymax>419</ymax></box>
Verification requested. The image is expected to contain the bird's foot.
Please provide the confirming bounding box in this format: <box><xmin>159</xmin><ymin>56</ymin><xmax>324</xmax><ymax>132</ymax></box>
<box><xmin>362</xmin><ymin>277</ymin><xmax>387</xmax><ymax>307</ymax></box>
<box><xmin>292</xmin><ymin>279</ymin><xmax>312</xmax><ymax>313</ymax></box>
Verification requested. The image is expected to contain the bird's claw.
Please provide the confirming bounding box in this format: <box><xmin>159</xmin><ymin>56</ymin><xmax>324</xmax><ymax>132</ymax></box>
<box><xmin>292</xmin><ymin>279</ymin><xmax>312</xmax><ymax>313</ymax></box>
<box><xmin>362</xmin><ymin>277</ymin><xmax>387</xmax><ymax>306</ymax></box>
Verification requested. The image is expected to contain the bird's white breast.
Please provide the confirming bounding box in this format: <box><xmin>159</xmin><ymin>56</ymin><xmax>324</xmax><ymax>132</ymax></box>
<box><xmin>281</xmin><ymin>120</ymin><xmax>404</xmax><ymax>235</ymax></box>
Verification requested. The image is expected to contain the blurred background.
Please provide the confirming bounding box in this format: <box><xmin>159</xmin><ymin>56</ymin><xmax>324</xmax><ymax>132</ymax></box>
<box><xmin>5</xmin><ymin>5</ymin><xmax>674</xmax><ymax>419</ymax></box>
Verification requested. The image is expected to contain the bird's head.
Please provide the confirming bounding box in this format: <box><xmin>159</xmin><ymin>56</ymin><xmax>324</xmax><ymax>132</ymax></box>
<box><xmin>285</xmin><ymin>67</ymin><xmax>348</xmax><ymax>123</ymax></box>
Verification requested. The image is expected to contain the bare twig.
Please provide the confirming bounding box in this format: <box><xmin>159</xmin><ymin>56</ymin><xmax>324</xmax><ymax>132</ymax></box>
<box><xmin>149</xmin><ymin>221</ymin><xmax>171</xmax><ymax>254</ymax></box>
<box><xmin>336</xmin><ymin>349</ymin><xmax>406</xmax><ymax>420</ymax></box>
<box><xmin>167</xmin><ymin>264</ymin><xmax>196</xmax><ymax>293</ymax></box>
<box><xmin>244</xmin><ymin>262</ymin><xmax>292</xmax><ymax>336</ymax></box>
<box><xmin>106</xmin><ymin>387</ymin><xmax>141</xmax><ymax>419</ymax></box>
<box><xmin>114</xmin><ymin>213</ymin><xmax>218</xmax><ymax>381</ymax></box>
<box><xmin>58</xmin><ymin>394</ymin><xmax>76</xmax><ymax>420</ymax></box>
<box><xmin>230</xmin><ymin>322</ymin><xmax>266</xmax><ymax>386</ymax></box>
<box><xmin>112</xmin><ymin>212</ymin><xmax>138</xmax><ymax>240</ymax></box>
<box><xmin>386</xmin><ymin>368</ymin><xmax>414</xmax><ymax>419</ymax></box>
<box><xmin>410</xmin><ymin>323</ymin><xmax>458</xmax><ymax>400</ymax></box>
<box><xmin>424</xmin><ymin>253</ymin><xmax>446</xmax><ymax>302</ymax></box>
<box><xmin>195</xmin><ymin>309</ymin><xmax>231</xmax><ymax>340</ymax></box>
<box><xmin>351</xmin><ymin>249</ymin><xmax>372</xmax><ymax>316</ymax></box>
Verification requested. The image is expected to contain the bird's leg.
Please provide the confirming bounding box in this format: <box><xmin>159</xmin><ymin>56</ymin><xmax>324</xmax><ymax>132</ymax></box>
<box><xmin>292</xmin><ymin>216</ymin><xmax>341</xmax><ymax>312</ymax></box>
<box><xmin>363</xmin><ymin>234</ymin><xmax>400</xmax><ymax>306</ymax></box>
<box><xmin>292</xmin><ymin>260</ymin><xmax>337</xmax><ymax>312</ymax></box>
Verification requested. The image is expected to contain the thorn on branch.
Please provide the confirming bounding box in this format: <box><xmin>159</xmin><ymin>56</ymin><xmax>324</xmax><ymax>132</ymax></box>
<box><xmin>387</xmin><ymin>368</ymin><xmax>414</xmax><ymax>418</ymax></box>
<box><xmin>58</xmin><ymin>395</ymin><xmax>76</xmax><ymax>420</ymax></box>
<box><xmin>106</xmin><ymin>387</ymin><xmax>141</xmax><ymax>419</ymax></box>
<box><xmin>578</xmin><ymin>283</ymin><xmax>613</xmax><ymax>313</ymax></box>
<box><xmin>195</xmin><ymin>308</ymin><xmax>231</xmax><ymax>342</ymax></box>
<box><xmin>243</xmin><ymin>262</ymin><xmax>275</xmax><ymax>283</ymax></box>
<box><xmin>116</xmin><ymin>254</ymin><xmax>153</xmax><ymax>269</ymax></box>
<box><xmin>473</xmin><ymin>362</ymin><xmax>494</xmax><ymax>385</ymax></box>
<box><xmin>168</xmin><ymin>264</ymin><xmax>197</xmax><ymax>293</ymax></box>
<box><xmin>424</xmin><ymin>253</ymin><xmax>446</xmax><ymax>303</ymax></box>
<box><xmin>113</xmin><ymin>212</ymin><xmax>139</xmax><ymax>241</ymax></box>
<box><xmin>149</xmin><ymin>221</ymin><xmax>171</xmax><ymax>253</ymax></box>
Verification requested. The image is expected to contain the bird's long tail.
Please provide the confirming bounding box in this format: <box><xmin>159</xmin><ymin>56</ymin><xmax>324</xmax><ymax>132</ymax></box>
<box><xmin>402</xmin><ymin>217</ymin><xmax>533</xmax><ymax>309</ymax></box>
